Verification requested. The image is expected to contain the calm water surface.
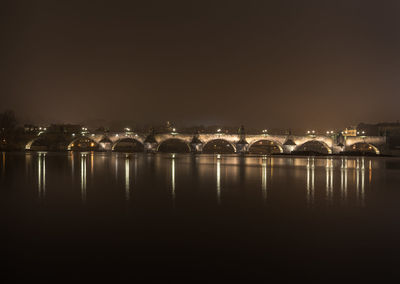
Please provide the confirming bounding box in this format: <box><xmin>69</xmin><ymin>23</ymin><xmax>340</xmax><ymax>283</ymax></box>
<box><xmin>1</xmin><ymin>152</ymin><xmax>400</xmax><ymax>282</ymax></box>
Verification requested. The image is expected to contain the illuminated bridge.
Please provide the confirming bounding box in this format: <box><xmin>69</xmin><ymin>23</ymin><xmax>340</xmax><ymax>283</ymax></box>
<box><xmin>25</xmin><ymin>129</ymin><xmax>387</xmax><ymax>155</ymax></box>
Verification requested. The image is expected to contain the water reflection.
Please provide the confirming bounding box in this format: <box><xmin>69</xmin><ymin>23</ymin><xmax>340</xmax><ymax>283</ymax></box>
<box><xmin>340</xmin><ymin>158</ymin><xmax>348</xmax><ymax>204</ymax></box>
<box><xmin>37</xmin><ymin>153</ymin><xmax>46</xmax><ymax>198</ymax></box>
<box><xmin>356</xmin><ymin>157</ymin><xmax>365</xmax><ymax>207</ymax></box>
<box><xmin>171</xmin><ymin>154</ymin><xmax>176</xmax><ymax>206</ymax></box>
<box><xmin>325</xmin><ymin>158</ymin><xmax>333</xmax><ymax>205</ymax></box>
<box><xmin>70</xmin><ymin>152</ymin><xmax>75</xmax><ymax>181</ymax></box>
<box><xmin>2</xmin><ymin>152</ymin><xmax>5</xmax><ymax>178</ymax></box>
<box><xmin>25</xmin><ymin>153</ymin><xmax>32</xmax><ymax>177</ymax></box>
<box><xmin>261</xmin><ymin>157</ymin><xmax>267</xmax><ymax>201</ymax></box>
<box><xmin>81</xmin><ymin>153</ymin><xmax>87</xmax><ymax>203</ymax></box>
<box><xmin>5</xmin><ymin>153</ymin><xmax>382</xmax><ymax>208</ymax></box>
<box><xmin>90</xmin><ymin>152</ymin><xmax>94</xmax><ymax>178</ymax></box>
<box><xmin>115</xmin><ymin>154</ymin><xmax>118</xmax><ymax>181</ymax></box>
<box><xmin>125</xmin><ymin>155</ymin><xmax>130</xmax><ymax>201</ymax></box>
<box><xmin>306</xmin><ymin>157</ymin><xmax>315</xmax><ymax>206</ymax></box>
<box><xmin>216</xmin><ymin>155</ymin><xmax>221</xmax><ymax>204</ymax></box>
<box><xmin>369</xmin><ymin>160</ymin><xmax>372</xmax><ymax>184</ymax></box>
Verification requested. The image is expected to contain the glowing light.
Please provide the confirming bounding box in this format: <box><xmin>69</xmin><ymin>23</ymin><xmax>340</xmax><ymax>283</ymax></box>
<box><xmin>341</xmin><ymin>159</ymin><xmax>348</xmax><ymax>204</ymax></box>
<box><xmin>116</xmin><ymin>134</ymin><xmax>119</xmax><ymax>137</ymax></box>
<box><xmin>90</xmin><ymin>142</ymin><xmax>95</xmax><ymax>147</ymax></box>
<box><xmin>216</xmin><ymin>158</ymin><xmax>221</xmax><ymax>204</ymax></box>
<box><xmin>217</xmin><ymin>128</ymin><xmax>221</xmax><ymax>132</ymax></box>
<box><xmin>171</xmin><ymin>156</ymin><xmax>175</xmax><ymax>206</ymax></box>
<box><xmin>125</xmin><ymin>157</ymin><xmax>130</xmax><ymax>201</ymax></box>
<box><xmin>72</xmin><ymin>133</ymin><xmax>75</xmax><ymax>137</ymax></box>
<box><xmin>262</xmin><ymin>158</ymin><xmax>267</xmax><ymax>201</ymax></box>
<box><xmin>37</xmin><ymin>153</ymin><xmax>46</xmax><ymax>198</ymax></box>
<box><xmin>81</xmin><ymin>153</ymin><xmax>87</xmax><ymax>203</ymax></box>
<box><xmin>91</xmin><ymin>134</ymin><xmax>95</xmax><ymax>137</ymax></box>
<box><xmin>306</xmin><ymin>157</ymin><xmax>315</xmax><ymax>206</ymax></box>
<box><xmin>325</xmin><ymin>158</ymin><xmax>333</xmax><ymax>205</ymax></box>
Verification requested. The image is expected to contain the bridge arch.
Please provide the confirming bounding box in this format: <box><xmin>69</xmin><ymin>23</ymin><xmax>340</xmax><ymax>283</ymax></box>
<box><xmin>202</xmin><ymin>139</ymin><xmax>236</xmax><ymax>154</ymax></box>
<box><xmin>347</xmin><ymin>142</ymin><xmax>380</xmax><ymax>155</ymax></box>
<box><xmin>112</xmin><ymin>138</ymin><xmax>144</xmax><ymax>152</ymax></box>
<box><xmin>25</xmin><ymin>137</ymin><xmax>50</xmax><ymax>151</ymax></box>
<box><xmin>248</xmin><ymin>140</ymin><xmax>283</xmax><ymax>154</ymax></box>
<box><xmin>68</xmin><ymin>136</ymin><xmax>98</xmax><ymax>151</ymax></box>
<box><xmin>157</xmin><ymin>138</ymin><xmax>191</xmax><ymax>153</ymax></box>
<box><xmin>294</xmin><ymin>140</ymin><xmax>332</xmax><ymax>155</ymax></box>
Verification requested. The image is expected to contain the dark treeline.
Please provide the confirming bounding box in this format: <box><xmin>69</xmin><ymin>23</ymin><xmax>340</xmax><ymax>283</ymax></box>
<box><xmin>0</xmin><ymin>110</ymin><xmax>27</xmax><ymax>150</ymax></box>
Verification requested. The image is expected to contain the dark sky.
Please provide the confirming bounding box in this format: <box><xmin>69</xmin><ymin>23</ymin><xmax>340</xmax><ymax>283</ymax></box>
<box><xmin>1</xmin><ymin>0</ymin><xmax>399</xmax><ymax>130</ymax></box>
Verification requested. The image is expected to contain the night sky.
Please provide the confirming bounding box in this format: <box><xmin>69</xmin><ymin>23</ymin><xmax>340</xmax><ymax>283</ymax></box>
<box><xmin>1</xmin><ymin>0</ymin><xmax>399</xmax><ymax>129</ymax></box>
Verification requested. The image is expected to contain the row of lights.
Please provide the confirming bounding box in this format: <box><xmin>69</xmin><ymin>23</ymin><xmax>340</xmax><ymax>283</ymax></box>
<box><xmin>307</xmin><ymin>130</ymin><xmax>335</xmax><ymax>135</ymax></box>
<box><xmin>69</xmin><ymin>128</ymin><xmax>366</xmax><ymax>137</ymax></box>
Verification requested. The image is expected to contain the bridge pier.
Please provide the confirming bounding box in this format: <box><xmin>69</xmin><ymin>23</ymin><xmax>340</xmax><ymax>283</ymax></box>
<box><xmin>236</xmin><ymin>142</ymin><xmax>249</xmax><ymax>153</ymax></box>
<box><xmin>144</xmin><ymin>128</ymin><xmax>158</xmax><ymax>153</ymax></box>
<box><xmin>236</xmin><ymin>125</ymin><xmax>249</xmax><ymax>154</ymax></box>
<box><xmin>283</xmin><ymin>138</ymin><xmax>296</xmax><ymax>154</ymax></box>
<box><xmin>190</xmin><ymin>134</ymin><xmax>203</xmax><ymax>153</ymax></box>
<box><xmin>144</xmin><ymin>142</ymin><xmax>158</xmax><ymax>153</ymax></box>
<box><xmin>99</xmin><ymin>136</ymin><xmax>112</xmax><ymax>151</ymax></box>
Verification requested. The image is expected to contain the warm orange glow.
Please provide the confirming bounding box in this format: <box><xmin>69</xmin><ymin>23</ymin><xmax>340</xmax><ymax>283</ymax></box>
<box><xmin>90</xmin><ymin>142</ymin><xmax>95</xmax><ymax>147</ymax></box>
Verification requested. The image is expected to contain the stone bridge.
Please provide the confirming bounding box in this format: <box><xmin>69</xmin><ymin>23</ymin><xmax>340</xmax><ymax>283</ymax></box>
<box><xmin>25</xmin><ymin>131</ymin><xmax>387</xmax><ymax>154</ymax></box>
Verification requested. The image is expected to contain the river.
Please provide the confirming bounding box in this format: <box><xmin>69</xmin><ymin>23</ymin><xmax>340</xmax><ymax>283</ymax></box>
<box><xmin>1</xmin><ymin>152</ymin><xmax>400</xmax><ymax>282</ymax></box>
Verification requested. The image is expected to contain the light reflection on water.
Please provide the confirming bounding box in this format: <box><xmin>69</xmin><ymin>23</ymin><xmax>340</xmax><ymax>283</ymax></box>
<box><xmin>306</xmin><ymin>157</ymin><xmax>315</xmax><ymax>206</ymax></box>
<box><xmin>125</xmin><ymin>154</ymin><xmax>130</xmax><ymax>201</ymax></box>
<box><xmin>37</xmin><ymin>152</ymin><xmax>46</xmax><ymax>198</ymax></box>
<box><xmin>261</xmin><ymin>156</ymin><xmax>267</xmax><ymax>201</ymax></box>
<box><xmin>80</xmin><ymin>153</ymin><xmax>87</xmax><ymax>203</ymax></box>
<box><xmin>2</xmin><ymin>152</ymin><xmax>400</xmax><ymax>209</ymax></box>
<box><xmin>2</xmin><ymin>152</ymin><xmax>400</xmax><ymax>281</ymax></box>
<box><xmin>171</xmin><ymin>154</ymin><xmax>176</xmax><ymax>206</ymax></box>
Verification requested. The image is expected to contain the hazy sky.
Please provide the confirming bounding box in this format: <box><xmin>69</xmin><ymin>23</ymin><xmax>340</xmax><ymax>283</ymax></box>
<box><xmin>1</xmin><ymin>0</ymin><xmax>399</xmax><ymax>129</ymax></box>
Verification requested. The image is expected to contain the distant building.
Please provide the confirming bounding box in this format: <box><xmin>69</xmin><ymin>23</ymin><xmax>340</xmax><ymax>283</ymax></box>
<box><xmin>342</xmin><ymin>127</ymin><xmax>357</xmax><ymax>137</ymax></box>
<box><xmin>47</xmin><ymin>124</ymin><xmax>82</xmax><ymax>134</ymax></box>
<box><xmin>24</xmin><ymin>124</ymin><xmax>39</xmax><ymax>133</ymax></box>
<box><xmin>358</xmin><ymin>122</ymin><xmax>400</xmax><ymax>151</ymax></box>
